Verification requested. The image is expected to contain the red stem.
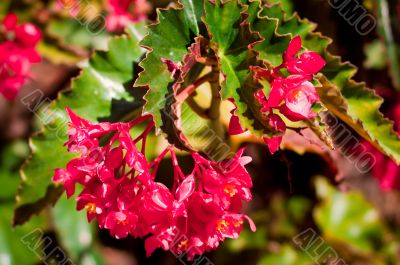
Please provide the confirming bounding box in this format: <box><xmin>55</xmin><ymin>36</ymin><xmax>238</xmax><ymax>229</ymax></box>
<box><xmin>128</xmin><ymin>113</ymin><xmax>153</xmax><ymax>128</ymax></box>
<box><xmin>150</xmin><ymin>147</ymin><xmax>170</xmax><ymax>179</ymax></box>
<box><xmin>133</xmin><ymin>120</ymin><xmax>155</xmax><ymax>144</ymax></box>
<box><xmin>175</xmin><ymin>73</ymin><xmax>213</xmax><ymax>103</ymax></box>
<box><xmin>170</xmin><ymin>148</ymin><xmax>185</xmax><ymax>180</ymax></box>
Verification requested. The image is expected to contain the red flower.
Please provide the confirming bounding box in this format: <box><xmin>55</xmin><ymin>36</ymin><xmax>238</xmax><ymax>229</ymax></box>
<box><xmin>263</xmin><ymin>113</ymin><xmax>285</xmax><ymax>154</ymax></box>
<box><xmin>54</xmin><ymin>109</ymin><xmax>255</xmax><ymax>260</ymax></box>
<box><xmin>144</xmin><ymin>150</ymin><xmax>255</xmax><ymax>259</ymax></box>
<box><xmin>0</xmin><ymin>13</ymin><xmax>41</xmax><ymax>100</ymax></box>
<box><xmin>106</xmin><ymin>0</ymin><xmax>151</xmax><ymax>32</ymax></box>
<box><xmin>228</xmin><ymin>98</ymin><xmax>247</xmax><ymax>135</ymax></box>
<box><xmin>15</xmin><ymin>23</ymin><xmax>42</xmax><ymax>48</ymax></box>
<box><xmin>105</xmin><ymin>210</ymin><xmax>138</xmax><ymax>239</ymax></box>
<box><xmin>248</xmin><ymin>36</ymin><xmax>326</xmax><ymax>154</ymax></box>
<box><xmin>53</xmin><ymin>169</ymin><xmax>76</xmax><ymax>198</ymax></box>
<box><xmin>76</xmin><ymin>179</ymin><xmax>114</xmax><ymax>224</ymax></box>
<box><xmin>283</xmin><ymin>36</ymin><xmax>326</xmax><ymax>78</ymax></box>
<box><xmin>279</xmin><ymin>79</ymin><xmax>320</xmax><ymax>121</ymax></box>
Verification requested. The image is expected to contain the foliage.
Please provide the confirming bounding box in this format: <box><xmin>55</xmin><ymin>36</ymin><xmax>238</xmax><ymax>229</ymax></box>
<box><xmin>0</xmin><ymin>0</ymin><xmax>400</xmax><ymax>264</ymax></box>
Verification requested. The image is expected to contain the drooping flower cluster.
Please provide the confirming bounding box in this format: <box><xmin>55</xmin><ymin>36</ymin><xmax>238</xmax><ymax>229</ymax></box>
<box><xmin>106</xmin><ymin>0</ymin><xmax>151</xmax><ymax>32</ymax></box>
<box><xmin>0</xmin><ymin>13</ymin><xmax>42</xmax><ymax>100</ymax></box>
<box><xmin>229</xmin><ymin>36</ymin><xmax>326</xmax><ymax>154</ymax></box>
<box><xmin>53</xmin><ymin>108</ymin><xmax>255</xmax><ymax>260</ymax></box>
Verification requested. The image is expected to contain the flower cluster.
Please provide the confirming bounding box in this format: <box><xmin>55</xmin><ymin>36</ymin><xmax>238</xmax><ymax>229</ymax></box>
<box><xmin>229</xmin><ymin>36</ymin><xmax>326</xmax><ymax>154</ymax></box>
<box><xmin>106</xmin><ymin>0</ymin><xmax>151</xmax><ymax>32</ymax></box>
<box><xmin>53</xmin><ymin>108</ymin><xmax>255</xmax><ymax>260</ymax></box>
<box><xmin>0</xmin><ymin>13</ymin><xmax>42</xmax><ymax>100</ymax></box>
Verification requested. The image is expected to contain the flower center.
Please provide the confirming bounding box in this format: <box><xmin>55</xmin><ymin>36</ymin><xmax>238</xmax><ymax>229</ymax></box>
<box><xmin>116</xmin><ymin>216</ymin><xmax>128</xmax><ymax>225</ymax></box>
<box><xmin>223</xmin><ymin>184</ymin><xmax>237</xmax><ymax>197</ymax></box>
<box><xmin>177</xmin><ymin>239</ymin><xmax>188</xmax><ymax>251</ymax></box>
<box><xmin>216</xmin><ymin>219</ymin><xmax>229</xmax><ymax>232</ymax></box>
<box><xmin>232</xmin><ymin>219</ymin><xmax>243</xmax><ymax>228</ymax></box>
<box><xmin>290</xmin><ymin>89</ymin><xmax>305</xmax><ymax>101</ymax></box>
<box><xmin>85</xmin><ymin>203</ymin><xmax>97</xmax><ymax>214</ymax></box>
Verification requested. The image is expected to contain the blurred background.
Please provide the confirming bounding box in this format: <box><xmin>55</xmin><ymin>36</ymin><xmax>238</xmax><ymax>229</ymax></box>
<box><xmin>1</xmin><ymin>0</ymin><xmax>400</xmax><ymax>264</ymax></box>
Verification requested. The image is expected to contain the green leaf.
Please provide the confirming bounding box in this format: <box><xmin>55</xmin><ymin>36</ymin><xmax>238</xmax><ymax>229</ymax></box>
<box><xmin>317</xmin><ymin>74</ymin><xmax>400</xmax><ymax>163</ymax></box>
<box><xmin>0</xmin><ymin>142</ymin><xmax>30</xmax><ymax>200</ymax></box>
<box><xmin>204</xmin><ymin>0</ymin><xmax>275</xmax><ymax>136</ymax></box>
<box><xmin>0</xmin><ymin>202</ymin><xmax>45</xmax><ymax>265</ymax></box>
<box><xmin>266</xmin><ymin>0</ymin><xmax>294</xmax><ymax>15</ymax></box>
<box><xmin>250</xmin><ymin>3</ymin><xmax>400</xmax><ymax>163</ymax></box>
<box><xmin>52</xmin><ymin>195</ymin><xmax>93</xmax><ymax>262</ymax></box>
<box><xmin>160</xmin><ymin>37</ymin><xmax>208</xmax><ymax>151</ymax></box>
<box><xmin>363</xmin><ymin>40</ymin><xmax>387</xmax><ymax>70</ymax></box>
<box><xmin>14</xmin><ymin>25</ymin><xmax>147</xmax><ymax>226</ymax></box>
<box><xmin>314</xmin><ymin>177</ymin><xmax>386</xmax><ymax>255</ymax></box>
<box><xmin>80</xmin><ymin>249</ymin><xmax>107</xmax><ymax>265</ymax></box>
<box><xmin>376</xmin><ymin>0</ymin><xmax>400</xmax><ymax>90</ymax></box>
<box><xmin>225</xmin><ymin>226</ymin><xmax>268</xmax><ymax>253</ymax></box>
<box><xmin>258</xmin><ymin>245</ymin><xmax>313</xmax><ymax>265</ymax></box>
<box><xmin>47</xmin><ymin>19</ymin><xmax>111</xmax><ymax>50</ymax></box>
<box><xmin>252</xmin><ymin>3</ymin><xmax>329</xmax><ymax>66</ymax></box>
<box><xmin>178</xmin><ymin>0</ymin><xmax>205</xmax><ymax>36</ymax></box>
<box><xmin>135</xmin><ymin>4</ymin><xmax>203</xmax><ymax>132</ymax></box>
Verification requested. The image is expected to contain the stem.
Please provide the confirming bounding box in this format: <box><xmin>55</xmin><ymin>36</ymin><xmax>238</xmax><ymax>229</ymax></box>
<box><xmin>186</xmin><ymin>97</ymin><xmax>210</xmax><ymax>119</ymax></box>
<box><xmin>303</xmin><ymin>119</ymin><xmax>334</xmax><ymax>150</ymax></box>
<box><xmin>170</xmin><ymin>149</ymin><xmax>181</xmax><ymax>192</ymax></box>
<box><xmin>176</xmin><ymin>73</ymin><xmax>213</xmax><ymax>102</ymax></box>
<box><xmin>133</xmin><ymin>120</ymin><xmax>155</xmax><ymax>144</ymax></box>
<box><xmin>208</xmin><ymin>65</ymin><xmax>224</xmax><ymax>140</ymax></box>
<box><xmin>170</xmin><ymin>147</ymin><xmax>185</xmax><ymax>180</ymax></box>
<box><xmin>278</xmin><ymin>150</ymin><xmax>293</xmax><ymax>194</ymax></box>
<box><xmin>128</xmin><ymin>113</ymin><xmax>153</xmax><ymax>127</ymax></box>
<box><xmin>377</xmin><ymin>0</ymin><xmax>400</xmax><ymax>91</ymax></box>
<box><xmin>149</xmin><ymin>147</ymin><xmax>169</xmax><ymax>168</ymax></box>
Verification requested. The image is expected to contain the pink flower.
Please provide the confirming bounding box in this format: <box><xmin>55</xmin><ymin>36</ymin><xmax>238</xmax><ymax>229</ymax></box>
<box><xmin>261</xmin><ymin>113</ymin><xmax>286</xmax><ymax>154</ymax></box>
<box><xmin>250</xmin><ymin>36</ymin><xmax>325</xmax><ymax>154</ymax></box>
<box><xmin>0</xmin><ymin>13</ymin><xmax>42</xmax><ymax>100</ymax></box>
<box><xmin>54</xmin><ymin>109</ymin><xmax>255</xmax><ymax>260</ymax></box>
<box><xmin>106</xmin><ymin>0</ymin><xmax>151</xmax><ymax>32</ymax></box>
<box><xmin>144</xmin><ymin>227</ymin><xmax>178</xmax><ymax>256</ymax></box>
<box><xmin>279</xmin><ymin>80</ymin><xmax>320</xmax><ymax>121</ymax></box>
<box><xmin>208</xmin><ymin>150</ymin><xmax>253</xmax><ymax>205</ymax></box>
<box><xmin>175</xmin><ymin>174</ymin><xmax>196</xmax><ymax>202</ymax></box>
<box><xmin>15</xmin><ymin>23</ymin><xmax>42</xmax><ymax>48</ymax></box>
<box><xmin>283</xmin><ymin>36</ymin><xmax>326</xmax><ymax>77</ymax></box>
<box><xmin>76</xmin><ymin>179</ymin><xmax>114</xmax><ymax>224</ymax></box>
<box><xmin>53</xmin><ymin>169</ymin><xmax>76</xmax><ymax>198</ymax></box>
<box><xmin>3</xmin><ymin>13</ymin><xmax>17</xmax><ymax>31</ymax></box>
<box><xmin>228</xmin><ymin>98</ymin><xmax>247</xmax><ymax>135</ymax></box>
<box><xmin>105</xmin><ymin>210</ymin><xmax>138</xmax><ymax>239</ymax></box>
<box><xmin>64</xmin><ymin>108</ymin><xmax>121</xmax><ymax>154</ymax></box>
<box><xmin>137</xmin><ymin>183</ymin><xmax>175</xmax><ymax>235</ymax></box>
<box><xmin>166</xmin><ymin>191</ymin><xmax>255</xmax><ymax>260</ymax></box>
<box><xmin>143</xmin><ymin>150</ymin><xmax>255</xmax><ymax>259</ymax></box>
